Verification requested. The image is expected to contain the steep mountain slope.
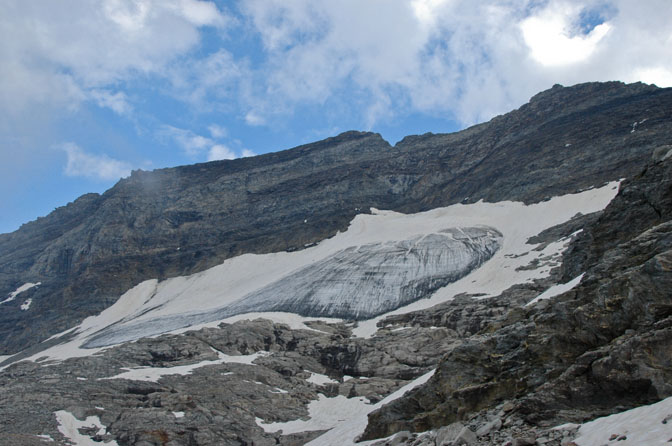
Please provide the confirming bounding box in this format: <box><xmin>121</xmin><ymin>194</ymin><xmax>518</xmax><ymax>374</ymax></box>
<box><xmin>0</xmin><ymin>178</ymin><xmax>621</xmax><ymax>446</ymax></box>
<box><xmin>361</xmin><ymin>148</ymin><xmax>672</xmax><ymax>443</ymax></box>
<box><xmin>1</xmin><ymin>81</ymin><xmax>672</xmax><ymax>446</ymax></box>
<box><xmin>1</xmin><ymin>82</ymin><xmax>671</xmax><ymax>355</ymax></box>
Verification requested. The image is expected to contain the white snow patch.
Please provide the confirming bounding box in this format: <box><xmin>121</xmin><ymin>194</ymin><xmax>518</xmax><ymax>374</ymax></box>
<box><xmin>305</xmin><ymin>369</ymin><xmax>436</xmax><ymax>445</ymax></box>
<box><xmin>172</xmin><ymin>411</ymin><xmax>185</xmax><ymax>418</ymax></box>
<box><xmin>526</xmin><ymin>273</ymin><xmax>585</xmax><ymax>306</ymax></box>
<box><xmin>306</xmin><ymin>371</ymin><xmax>339</xmax><ymax>386</ymax></box>
<box><xmin>99</xmin><ymin>350</ymin><xmax>267</xmax><ymax>382</ymax></box>
<box><xmin>76</xmin><ymin>377</ymin><xmax>87</xmax><ymax>381</ymax></box>
<box><xmin>553</xmin><ymin>422</ymin><xmax>580</xmax><ymax>431</ymax></box>
<box><xmin>35</xmin><ymin>434</ymin><xmax>54</xmax><ymax>442</ymax></box>
<box><xmin>55</xmin><ymin>410</ymin><xmax>118</xmax><ymax>446</ymax></box>
<box><xmin>0</xmin><ymin>282</ymin><xmax>40</xmax><ymax>305</ymax></box>
<box><xmin>256</xmin><ymin>394</ymin><xmax>371</xmax><ymax>434</ymax></box>
<box><xmin>391</xmin><ymin>326</ymin><xmax>412</xmax><ymax>332</ymax></box>
<box><xmin>270</xmin><ymin>387</ymin><xmax>289</xmax><ymax>394</ymax></box>
<box><xmin>574</xmin><ymin>396</ymin><xmax>672</xmax><ymax>446</ymax></box>
<box><xmin>20</xmin><ymin>298</ymin><xmax>32</xmax><ymax>310</ymax></box>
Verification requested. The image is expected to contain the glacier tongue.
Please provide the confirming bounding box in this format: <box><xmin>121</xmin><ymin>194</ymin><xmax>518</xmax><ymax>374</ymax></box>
<box><xmin>227</xmin><ymin>226</ymin><xmax>502</xmax><ymax>319</ymax></box>
<box><xmin>84</xmin><ymin>226</ymin><xmax>501</xmax><ymax>348</ymax></box>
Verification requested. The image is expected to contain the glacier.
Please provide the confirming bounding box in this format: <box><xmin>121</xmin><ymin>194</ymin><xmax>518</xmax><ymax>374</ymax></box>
<box><xmin>84</xmin><ymin>226</ymin><xmax>501</xmax><ymax>347</ymax></box>
<box><xmin>1</xmin><ymin>181</ymin><xmax>620</xmax><ymax>365</ymax></box>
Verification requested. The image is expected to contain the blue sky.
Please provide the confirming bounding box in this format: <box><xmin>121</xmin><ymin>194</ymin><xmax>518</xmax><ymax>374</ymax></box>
<box><xmin>1</xmin><ymin>0</ymin><xmax>671</xmax><ymax>234</ymax></box>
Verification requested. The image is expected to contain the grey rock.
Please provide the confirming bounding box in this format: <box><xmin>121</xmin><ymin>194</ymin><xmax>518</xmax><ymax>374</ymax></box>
<box><xmin>653</xmin><ymin>144</ymin><xmax>672</xmax><ymax>162</ymax></box>
<box><xmin>513</xmin><ymin>437</ymin><xmax>537</xmax><ymax>446</ymax></box>
<box><xmin>436</xmin><ymin>422</ymin><xmax>466</xmax><ymax>446</ymax></box>
<box><xmin>455</xmin><ymin>426</ymin><xmax>477</xmax><ymax>445</ymax></box>
<box><xmin>476</xmin><ymin>417</ymin><xmax>502</xmax><ymax>436</ymax></box>
<box><xmin>390</xmin><ymin>431</ymin><xmax>413</xmax><ymax>445</ymax></box>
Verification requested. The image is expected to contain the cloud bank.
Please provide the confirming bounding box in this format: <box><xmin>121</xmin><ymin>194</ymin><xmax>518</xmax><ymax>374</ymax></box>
<box><xmin>1</xmin><ymin>0</ymin><xmax>671</xmax><ymax>233</ymax></box>
<box><xmin>61</xmin><ymin>143</ymin><xmax>132</xmax><ymax>181</ymax></box>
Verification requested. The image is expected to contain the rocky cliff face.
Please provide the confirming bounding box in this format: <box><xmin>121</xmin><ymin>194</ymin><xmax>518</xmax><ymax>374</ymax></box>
<box><xmin>1</xmin><ymin>81</ymin><xmax>671</xmax><ymax>355</ymax></box>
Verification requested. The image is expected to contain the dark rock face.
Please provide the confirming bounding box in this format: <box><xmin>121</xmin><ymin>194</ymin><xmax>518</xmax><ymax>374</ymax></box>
<box><xmin>361</xmin><ymin>155</ymin><xmax>672</xmax><ymax>440</ymax></box>
<box><xmin>1</xmin><ymin>81</ymin><xmax>671</xmax><ymax>355</ymax></box>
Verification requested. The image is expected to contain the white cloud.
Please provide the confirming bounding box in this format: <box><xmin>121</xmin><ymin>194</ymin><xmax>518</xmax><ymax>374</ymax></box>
<box><xmin>207</xmin><ymin>144</ymin><xmax>236</xmax><ymax>161</ymax></box>
<box><xmin>244</xmin><ymin>111</ymin><xmax>266</xmax><ymax>126</ymax></box>
<box><xmin>208</xmin><ymin>124</ymin><xmax>227</xmax><ymax>139</ymax></box>
<box><xmin>60</xmin><ymin>143</ymin><xmax>132</xmax><ymax>181</ymax></box>
<box><xmin>632</xmin><ymin>67</ymin><xmax>672</xmax><ymax>88</ymax></box>
<box><xmin>163</xmin><ymin>125</ymin><xmax>250</xmax><ymax>161</ymax></box>
<box><xmin>161</xmin><ymin>125</ymin><xmax>214</xmax><ymax>157</ymax></box>
<box><xmin>0</xmin><ymin>0</ymin><xmax>228</xmax><ymax>114</ymax></box>
<box><xmin>169</xmin><ymin>49</ymin><xmax>247</xmax><ymax>107</ymax></box>
<box><xmin>521</xmin><ymin>3</ymin><xmax>611</xmax><ymax>66</ymax></box>
<box><xmin>234</xmin><ymin>0</ymin><xmax>672</xmax><ymax>126</ymax></box>
<box><xmin>89</xmin><ymin>90</ymin><xmax>132</xmax><ymax>115</ymax></box>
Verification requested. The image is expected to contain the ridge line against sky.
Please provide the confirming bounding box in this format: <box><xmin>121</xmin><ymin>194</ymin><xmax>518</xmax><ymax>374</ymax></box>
<box><xmin>1</xmin><ymin>0</ymin><xmax>671</xmax><ymax>234</ymax></box>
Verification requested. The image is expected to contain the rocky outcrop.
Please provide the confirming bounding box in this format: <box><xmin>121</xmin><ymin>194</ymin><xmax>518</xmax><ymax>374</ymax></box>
<box><xmin>1</xmin><ymin>82</ymin><xmax>671</xmax><ymax>355</ymax></box>
<box><xmin>361</xmin><ymin>154</ymin><xmax>672</xmax><ymax>440</ymax></box>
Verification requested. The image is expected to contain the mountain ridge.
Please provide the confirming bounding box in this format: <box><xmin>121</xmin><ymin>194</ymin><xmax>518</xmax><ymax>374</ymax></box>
<box><xmin>1</xmin><ymin>81</ymin><xmax>671</xmax><ymax>356</ymax></box>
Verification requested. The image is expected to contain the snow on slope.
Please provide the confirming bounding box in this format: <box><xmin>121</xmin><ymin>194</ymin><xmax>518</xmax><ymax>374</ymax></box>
<box><xmin>305</xmin><ymin>369</ymin><xmax>436</xmax><ymax>445</ymax></box>
<box><xmin>2</xmin><ymin>182</ymin><xmax>619</xmax><ymax>366</ymax></box>
<box><xmin>256</xmin><ymin>394</ymin><xmax>372</xmax><ymax>435</ymax></box>
<box><xmin>99</xmin><ymin>350</ymin><xmax>268</xmax><ymax>382</ymax></box>
<box><xmin>54</xmin><ymin>410</ymin><xmax>118</xmax><ymax>446</ymax></box>
<box><xmin>0</xmin><ymin>282</ymin><xmax>40</xmax><ymax>305</ymax></box>
<box><xmin>526</xmin><ymin>273</ymin><xmax>585</xmax><ymax>306</ymax></box>
<box><xmin>573</xmin><ymin>396</ymin><xmax>672</xmax><ymax>445</ymax></box>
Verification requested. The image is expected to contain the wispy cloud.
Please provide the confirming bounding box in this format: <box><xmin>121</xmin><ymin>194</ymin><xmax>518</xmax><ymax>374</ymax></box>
<box><xmin>0</xmin><ymin>0</ymin><xmax>229</xmax><ymax>115</ymax></box>
<box><xmin>89</xmin><ymin>90</ymin><xmax>132</xmax><ymax>115</ymax></box>
<box><xmin>230</xmin><ymin>0</ymin><xmax>672</xmax><ymax>125</ymax></box>
<box><xmin>162</xmin><ymin>125</ymin><xmax>254</xmax><ymax>161</ymax></box>
<box><xmin>161</xmin><ymin>125</ymin><xmax>213</xmax><ymax>157</ymax></box>
<box><xmin>207</xmin><ymin>144</ymin><xmax>236</xmax><ymax>161</ymax></box>
<box><xmin>60</xmin><ymin>143</ymin><xmax>132</xmax><ymax>181</ymax></box>
<box><xmin>207</xmin><ymin>124</ymin><xmax>227</xmax><ymax>139</ymax></box>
